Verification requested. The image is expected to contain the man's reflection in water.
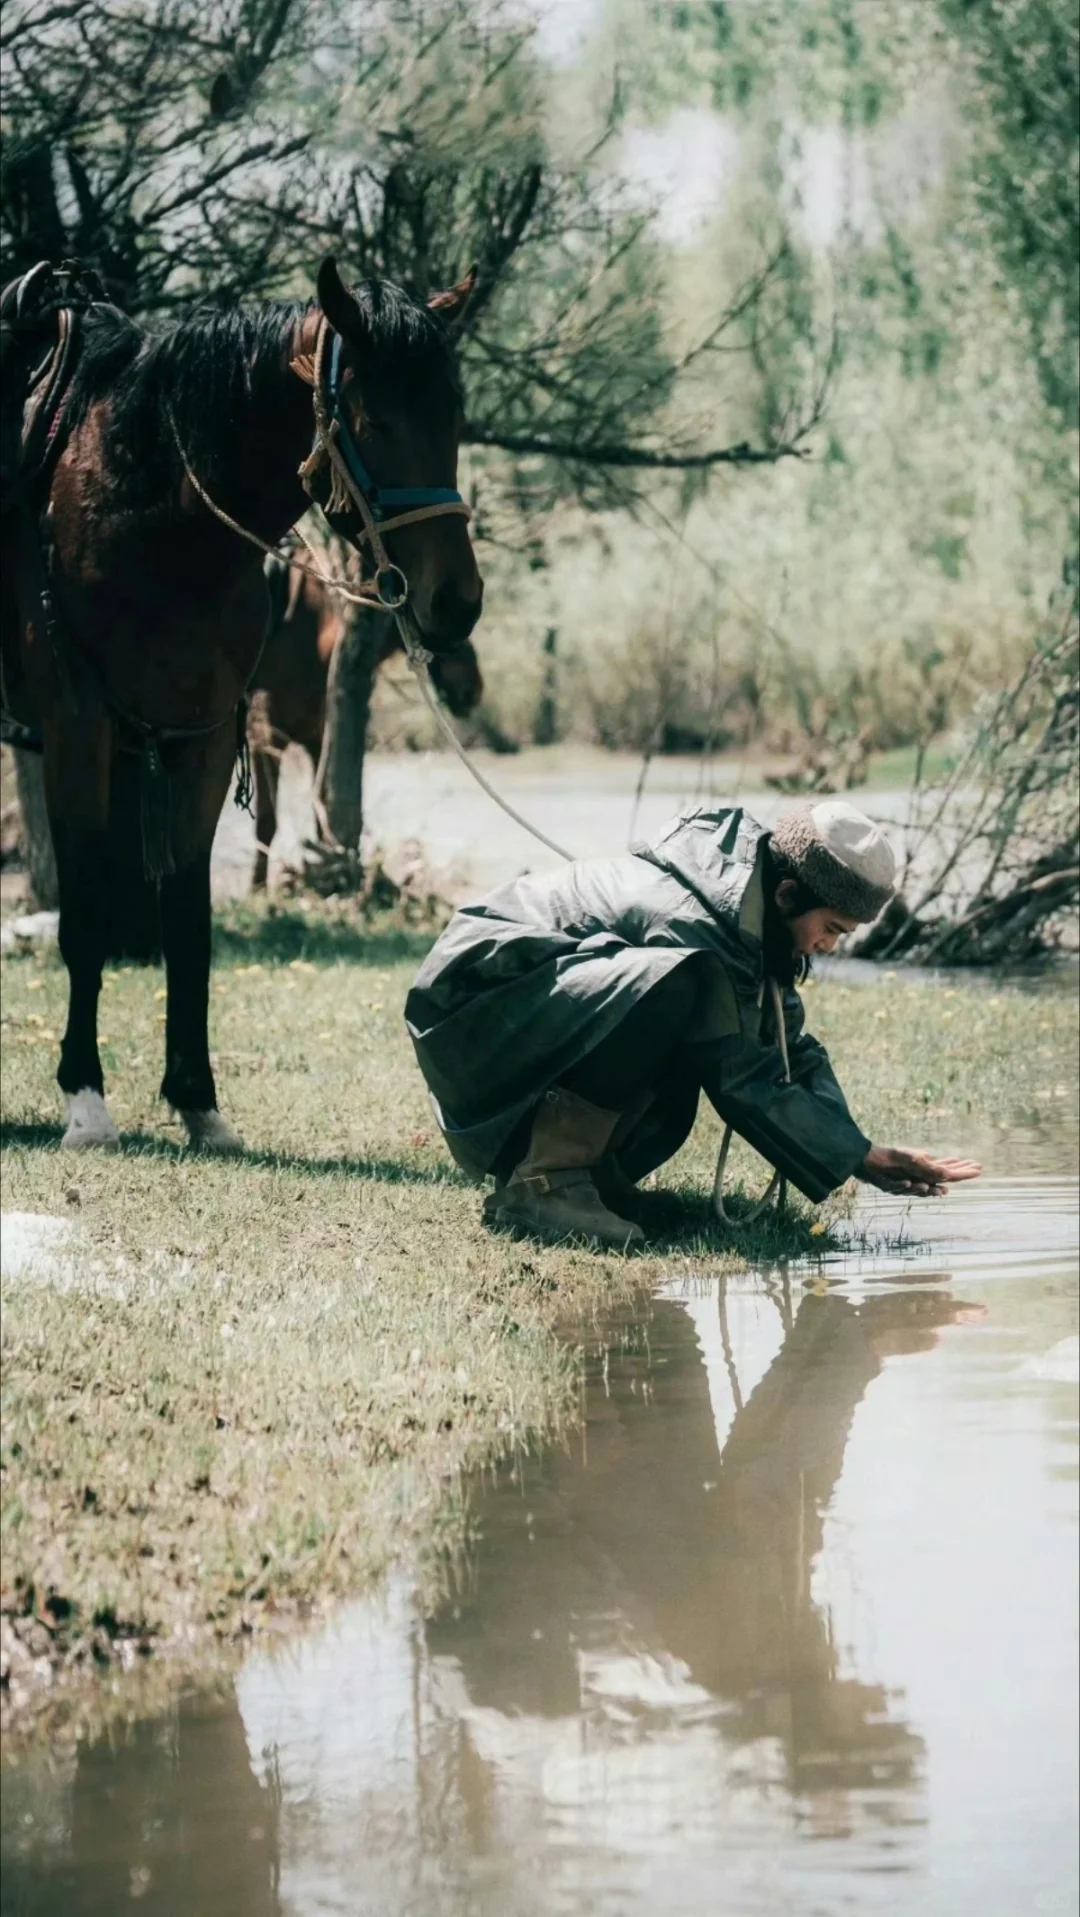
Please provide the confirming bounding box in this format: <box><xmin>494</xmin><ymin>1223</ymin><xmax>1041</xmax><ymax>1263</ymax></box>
<box><xmin>428</xmin><ymin>1287</ymin><xmax>979</xmax><ymax>1828</ymax></box>
<box><xmin>2</xmin><ymin>1288</ymin><xmax>980</xmax><ymax>1914</ymax></box>
<box><xmin>4</xmin><ymin>1692</ymin><xmax>280</xmax><ymax>1917</ymax></box>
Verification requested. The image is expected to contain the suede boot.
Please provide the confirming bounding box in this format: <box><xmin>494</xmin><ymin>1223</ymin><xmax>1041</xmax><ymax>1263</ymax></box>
<box><xmin>487</xmin><ymin>1087</ymin><xmax>644</xmax><ymax>1251</ymax></box>
<box><xmin>592</xmin><ymin>1092</ymin><xmax>679</xmax><ymax>1230</ymax></box>
<box><xmin>592</xmin><ymin>1090</ymin><xmax>655</xmax><ymax>1223</ymax></box>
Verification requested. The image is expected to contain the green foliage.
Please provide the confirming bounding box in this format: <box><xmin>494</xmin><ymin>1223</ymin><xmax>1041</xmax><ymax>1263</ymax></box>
<box><xmin>1</xmin><ymin>0</ymin><xmax>1074</xmax><ymax>756</ymax></box>
<box><xmin>939</xmin><ymin>0</ymin><xmax>1079</xmax><ymax>425</ymax></box>
<box><xmin>0</xmin><ymin>0</ymin><xmax>823</xmax><ymax>508</ymax></box>
<box><xmin>456</xmin><ymin>0</ymin><xmax>1074</xmax><ymax>756</ymax></box>
<box><xmin>673</xmin><ymin>0</ymin><xmax>1079</xmax><ymax>429</ymax></box>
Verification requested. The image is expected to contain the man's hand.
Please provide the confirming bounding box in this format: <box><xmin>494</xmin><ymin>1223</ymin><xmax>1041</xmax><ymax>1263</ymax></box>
<box><xmin>859</xmin><ymin>1146</ymin><xmax>982</xmax><ymax>1196</ymax></box>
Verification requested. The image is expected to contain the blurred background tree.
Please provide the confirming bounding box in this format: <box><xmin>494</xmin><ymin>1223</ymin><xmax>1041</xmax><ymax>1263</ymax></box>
<box><xmin>940</xmin><ymin>0</ymin><xmax>1078</xmax><ymax>431</ymax></box>
<box><xmin>2</xmin><ymin>0</ymin><xmax>1076</xmax><ymax>954</ymax></box>
<box><xmin>1</xmin><ymin>0</ymin><xmax>828</xmax><ymax>886</ymax></box>
<box><xmin>0</xmin><ymin>0</ymin><xmax>822</xmax><ymax>483</ymax></box>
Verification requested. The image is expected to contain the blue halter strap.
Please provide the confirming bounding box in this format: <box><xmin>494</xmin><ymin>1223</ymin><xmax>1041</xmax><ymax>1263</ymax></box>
<box><xmin>320</xmin><ymin>333</ymin><xmax>466</xmax><ymax>520</ymax></box>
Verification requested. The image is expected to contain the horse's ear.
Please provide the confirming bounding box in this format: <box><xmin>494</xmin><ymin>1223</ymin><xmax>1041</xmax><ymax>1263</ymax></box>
<box><xmin>428</xmin><ymin>266</ymin><xmax>477</xmax><ymax>330</ymax></box>
<box><xmin>317</xmin><ymin>256</ymin><xmax>363</xmax><ymax>338</ymax></box>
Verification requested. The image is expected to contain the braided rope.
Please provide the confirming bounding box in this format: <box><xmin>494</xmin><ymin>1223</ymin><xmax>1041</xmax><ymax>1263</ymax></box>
<box><xmin>393</xmin><ymin>653</ymin><xmax>792</xmax><ymax>1221</ymax></box>
<box><xmin>168</xmin><ymin>314</ymin><xmax>788</xmax><ymax>1222</ymax></box>
<box><xmin>166</xmin><ymin>401</ymin><xmax>393</xmax><ymax>613</ymax></box>
<box><xmin>396</xmin><ymin>615</ymin><xmax>577</xmax><ymax>863</ymax></box>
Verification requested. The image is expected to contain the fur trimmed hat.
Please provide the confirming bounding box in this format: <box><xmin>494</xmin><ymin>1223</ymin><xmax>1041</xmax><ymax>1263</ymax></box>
<box><xmin>770</xmin><ymin>799</ymin><xmax>897</xmax><ymax>923</ymax></box>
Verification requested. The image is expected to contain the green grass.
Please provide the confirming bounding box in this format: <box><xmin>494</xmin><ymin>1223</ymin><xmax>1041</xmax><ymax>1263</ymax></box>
<box><xmin>1</xmin><ymin>904</ymin><xmax>1077</xmax><ymax>1710</ymax></box>
<box><xmin>861</xmin><ymin>742</ymin><xmax>959</xmax><ymax>790</ymax></box>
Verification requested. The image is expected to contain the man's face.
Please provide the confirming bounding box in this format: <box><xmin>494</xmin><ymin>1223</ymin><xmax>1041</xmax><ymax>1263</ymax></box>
<box><xmin>775</xmin><ymin>880</ymin><xmax>860</xmax><ymax>958</ymax></box>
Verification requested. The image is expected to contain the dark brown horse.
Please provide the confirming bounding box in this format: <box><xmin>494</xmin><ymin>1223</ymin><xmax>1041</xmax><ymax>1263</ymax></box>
<box><xmin>0</xmin><ymin>258</ymin><xmax>482</xmax><ymax>1152</ymax></box>
<box><xmin>250</xmin><ymin>561</ymin><xmax>483</xmax><ymax>888</ymax></box>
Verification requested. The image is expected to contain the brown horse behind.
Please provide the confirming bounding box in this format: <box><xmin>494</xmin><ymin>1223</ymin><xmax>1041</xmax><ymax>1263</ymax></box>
<box><xmin>249</xmin><ymin>562</ymin><xmax>483</xmax><ymax>887</ymax></box>
<box><xmin>1</xmin><ymin>257</ymin><xmax>481</xmax><ymax>1152</ymax></box>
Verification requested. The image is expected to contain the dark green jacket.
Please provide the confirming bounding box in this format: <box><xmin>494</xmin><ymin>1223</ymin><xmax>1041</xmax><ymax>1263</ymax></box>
<box><xmin>405</xmin><ymin>806</ymin><xmax>870</xmax><ymax>1200</ymax></box>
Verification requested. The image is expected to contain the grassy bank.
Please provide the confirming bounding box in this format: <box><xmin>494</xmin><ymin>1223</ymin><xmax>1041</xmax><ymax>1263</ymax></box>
<box><xmin>2</xmin><ymin>902</ymin><xmax>1077</xmax><ymax>1717</ymax></box>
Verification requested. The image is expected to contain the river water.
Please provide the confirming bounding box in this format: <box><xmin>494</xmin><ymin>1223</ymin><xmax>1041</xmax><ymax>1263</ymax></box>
<box><xmin>210</xmin><ymin>745</ymin><xmax>930</xmax><ymax>903</ymax></box>
<box><xmin>2</xmin><ymin>1137</ymin><xmax>1077</xmax><ymax>1917</ymax></box>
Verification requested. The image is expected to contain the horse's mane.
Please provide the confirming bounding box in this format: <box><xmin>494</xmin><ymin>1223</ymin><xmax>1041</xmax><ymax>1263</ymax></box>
<box><xmin>69</xmin><ymin>281</ymin><xmax>459</xmax><ymax>488</ymax></box>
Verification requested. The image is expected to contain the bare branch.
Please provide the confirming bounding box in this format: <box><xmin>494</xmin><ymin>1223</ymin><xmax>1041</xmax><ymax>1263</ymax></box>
<box><xmin>464</xmin><ymin>428</ymin><xmax>816</xmax><ymax>469</ymax></box>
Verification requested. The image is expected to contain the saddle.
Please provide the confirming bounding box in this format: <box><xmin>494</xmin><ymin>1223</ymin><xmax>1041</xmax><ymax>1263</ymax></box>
<box><xmin>0</xmin><ymin>258</ymin><xmax>109</xmax><ymax>518</ymax></box>
<box><xmin>0</xmin><ymin>260</ymin><xmax>111</xmax><ymax>749</ymax></box>
<box><xmin>0</xmin><ymin>261</ymin><xmax>254</xmax><ymax>874</ymax></box>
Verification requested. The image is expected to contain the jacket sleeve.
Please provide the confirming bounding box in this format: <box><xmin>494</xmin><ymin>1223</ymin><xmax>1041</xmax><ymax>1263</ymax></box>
<box><xmin>695</xmin><ymin>982</ymin><xmax>870</xmax><ymax>1204</ymax></box>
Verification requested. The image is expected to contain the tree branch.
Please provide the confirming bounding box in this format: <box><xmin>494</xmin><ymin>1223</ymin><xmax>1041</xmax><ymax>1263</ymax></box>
<box><xmin>463</xmin><ymin>427</ymin><xmax>815</xmax><ymax>469</ymax></box>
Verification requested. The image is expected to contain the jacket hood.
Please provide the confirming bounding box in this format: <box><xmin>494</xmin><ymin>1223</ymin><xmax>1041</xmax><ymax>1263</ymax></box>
<box><xmin>633</xmin><ymin>806</ymin><xmax>768</xmax><ymax>945</ymax></box>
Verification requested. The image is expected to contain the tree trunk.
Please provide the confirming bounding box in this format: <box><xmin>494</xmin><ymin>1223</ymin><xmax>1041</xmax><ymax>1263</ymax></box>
<box><xmin>533</xmin><ymin>626</ymin><xmax>559</xmax><ymax>745</ymax></box>
<box><xmin>13</xmin><ymin>748</ymin><xmax>59</xmax><ymax>908</ymax></box>
<box><xmin>307</xmin><ymin>609</ymin><xmax>388</xmax><ymax>891</ymax></box>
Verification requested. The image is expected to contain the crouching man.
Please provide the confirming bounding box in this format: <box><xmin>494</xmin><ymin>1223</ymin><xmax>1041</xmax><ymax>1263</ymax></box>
<box><xmin>405</xmin><ymin>800</ymin><xmax>981</xmax><ymax>1249</ymax></box>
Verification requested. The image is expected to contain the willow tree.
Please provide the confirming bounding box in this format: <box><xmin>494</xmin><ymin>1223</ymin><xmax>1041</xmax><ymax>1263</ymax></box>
<box><xmin>655</xmin><ymin>0</ymin><xmax>1078</xmax><ymax>957</ymax></box>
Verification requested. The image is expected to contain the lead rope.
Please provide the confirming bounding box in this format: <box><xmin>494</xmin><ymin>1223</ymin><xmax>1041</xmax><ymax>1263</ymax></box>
<box><xmin>302</xmin><ymin>319</ymin><xmax>572</xmax><ymax>864</ymax></box>
<box><xmin>169</xmin><ymin>316</ymin><xmax>789</xmax><ymax>1217</ymax></box>
<box><xmin>403</xmin><ymin>602</ymin><xmax>786</xmax><ymax>1223</ymax></box>
<box><xmin>163</xmin><ymin>309</ymin><xmax>571</xmax><ymax>867</ymax></box>
<box><xmin>166</xmin><ymin>401</ymin><xmax>398</xmax><ymax>616</ymax></box>
<box><xmin>713</xmin><ymin>976</ymin><xmax>789</xmax><ymax>1225</ymax></box>
<box><xmin>395</xmin><ymin>615</ymin><xmax>577</xmax><ymax>863</ymax></box>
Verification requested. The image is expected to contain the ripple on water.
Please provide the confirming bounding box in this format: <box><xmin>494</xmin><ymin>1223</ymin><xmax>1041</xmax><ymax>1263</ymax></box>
<box><xmin>3</xmin><ymin>1174</ymin><xmax>1077</xmax><ymax>1917</ymax></box>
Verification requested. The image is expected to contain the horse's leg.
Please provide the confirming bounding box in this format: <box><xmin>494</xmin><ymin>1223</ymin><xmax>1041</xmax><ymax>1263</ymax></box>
<box><xmin>159</xmin><ymin>726</ymin><xmax>243</xmax><ymax>1154</ymax></box>
<box><xmin>43</xmin><ymin>714</ymin><xmax>122</xmax><ymax>1149</ymax></box>
<box><xmin>252</xmin><ymin>742</ymin><xmax>279</xmax><ymax>890</ymax></box>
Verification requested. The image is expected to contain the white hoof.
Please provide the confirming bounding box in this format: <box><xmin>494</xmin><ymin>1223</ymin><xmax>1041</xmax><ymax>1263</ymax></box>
<box><xmin>180</xmin><ymin>1109</ymin><xmax>245</xmax><ymax>1155</ymax></box>
<box><xmin>61</xmin><ymin>1089</ymin><xmax>121</xmax><ymax>1152</ymax></box>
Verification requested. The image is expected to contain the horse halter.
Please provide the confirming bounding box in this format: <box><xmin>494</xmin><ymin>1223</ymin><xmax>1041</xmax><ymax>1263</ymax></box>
<box><xmin>300</xmin><ymin>315</ymin><xmax>472</xmax><ymax>613</ymax></box>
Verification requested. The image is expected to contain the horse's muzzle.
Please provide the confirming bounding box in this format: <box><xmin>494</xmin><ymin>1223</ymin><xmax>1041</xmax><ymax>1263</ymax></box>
<box><xmin>420</xmin><ymin>578</ymin><xmax>483</xmax><ymax>653</ymax></box>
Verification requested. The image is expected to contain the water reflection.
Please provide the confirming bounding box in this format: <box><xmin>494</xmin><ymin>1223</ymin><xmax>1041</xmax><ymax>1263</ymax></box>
<box><xmin>2</xmin><ymin>1175</ymin><xmax>1077</xmax><ymax>1917</ymax></box>
<box><xmin>429</xmin><ymin>1289</ymin><xmax>967</xmax><ymax>1811</ymax></box>
<box><xmin>2</xmin><ymin>1692</ymin><xmax>279</xmax><ymax>1917</ymax></box>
